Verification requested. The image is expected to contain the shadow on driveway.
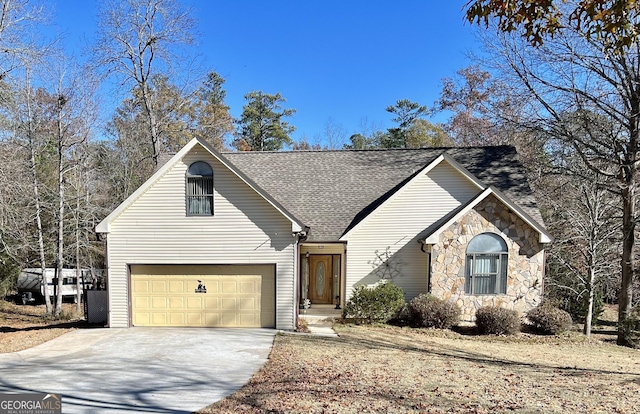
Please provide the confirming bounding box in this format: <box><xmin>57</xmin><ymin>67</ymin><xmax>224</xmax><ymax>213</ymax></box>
<box><xmin>0</xmin><ymin>328</ymin><xmax>276</xmax><ymax>413</ymax></box>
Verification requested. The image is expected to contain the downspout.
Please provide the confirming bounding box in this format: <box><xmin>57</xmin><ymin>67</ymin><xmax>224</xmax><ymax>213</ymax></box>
<box><xmin>293</xmin><ymin>227</ymin><xmax>310</xmax><ymax>330</ymax></box>
<box><xmin>419</xmin><ymin>239</ymin><xmax>432</xmax><ymax>293</ymax></box>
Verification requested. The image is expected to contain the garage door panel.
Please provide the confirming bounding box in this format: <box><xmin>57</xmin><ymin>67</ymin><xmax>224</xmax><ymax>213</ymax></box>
<box><xmin>152</xmin><ymin>297</ymin><xmax>167</xmax><ymax>308</ymax></box>
<box><xmin>135</xmin><ymin>297</ymin><xmax>149</xmax><ymax>309</ymax></box>
<box><xmin>170</xmin><ymin>313</ymin><xmax>185</xmax><ymax>325</ymax></box>
<box><xmin>169</xmin><ymin>297</ymin><xmax>183</xmax><ymax>309</ymax></box>
<box><xmin>131</xmin><ymin>265</ymin><xmax>275</xmax><ymax>328</ymax></box>
<box><xmin>134</xmin><ymin>281</ymin><xmax>149</xmax><ymax>293</ymax></box>
<box><xmin>187</xmin><ymin>313</ymin><xmax>202</xmax><ymax>325</ymax></box>
<box><xmin>222</xmin><ymin>281</ymin><xmax>237</xmax><ymax>293</ymax></box>
<box><xmin>239</xmin><ymin>297</ymin><xmax>255</xmax><ymax>310</ymax></box>
<box><xmin>204</xmin><ymin>297</ymin><xmax>219</xmax><ymax>309</ymax></box>
<box><xmin>152</xmin><ymin>312</ymin><xmax>167</xmax><ymax>325</ymax></box>
<box><xmin>221</xmin><ymin>313</ymin><xmax>237</xmax><ymax>326</ymax></box>
<box><xmin>204</xmin><ymin>313</ymin><xmax>220</xmax><ymax>325</ymax></box>
<box><xmin>187</xmin><ymin>297</ymin><xmax>202</xmax><ymax>309</ymax></box>
<box><xmin>221</xmin><ymin>297</ymin><xmax>236</xmax><ymax>310</ymax></box>
<box><xmin>206</xmin><ymin>281</ymin><xmax>218</xmax><ymax>293</ymax></box>
<box><xmin>239</xmin><ymin>281</ymin><xmax>255</xmax><ymax>293</ymax></box>
<box><xmin>239</xmin><ymin>314</ymin><xmax>257</xmax><ymax>326</ymax></box>
<box><xmin>152</xmin><ymin>281</ymin><xmax>167</xmax><ymax>293</ymax></box>
<box><xmin>169</xmin><ymin>281</ymin><xmax>184</xmax><ymax>293</ymax></box>
<box><xmin>134</xmin><ymin>313</ymin><xmax>150</xmax><ymax>325</ymax></box>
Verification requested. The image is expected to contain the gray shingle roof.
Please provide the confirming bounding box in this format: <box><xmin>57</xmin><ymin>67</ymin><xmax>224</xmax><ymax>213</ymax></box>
<box><xmin>222</xmin><ymin>146</ymin><xmax>543</xmax><ymax>242</ymax></box>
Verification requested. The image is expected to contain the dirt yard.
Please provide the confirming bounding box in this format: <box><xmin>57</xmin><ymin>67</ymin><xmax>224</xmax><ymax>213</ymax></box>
<box><xmin>0</xmin><ymin>299</ymin><xmax>84</xmax><ymax>353</ymax></box>
<box><xmin>2</xmin><ymin>299</ymin><xmax>639</xmax><ymax>413</ymax></box>
<box><xmin>202</xmin><ymin>314</ymin><xmax>640</xmax><ymax>413</ymax></box>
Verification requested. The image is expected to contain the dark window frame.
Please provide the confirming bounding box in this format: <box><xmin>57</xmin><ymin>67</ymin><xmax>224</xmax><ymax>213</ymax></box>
<box><xmin>186</xmin><ymin>161</ymin><xmax>214</xmax><ymax>216</ymax></box>
<box><xmin>464</xmin><ymin>233</ymin><xmax>508</xmax><ymax>295</ymax></box>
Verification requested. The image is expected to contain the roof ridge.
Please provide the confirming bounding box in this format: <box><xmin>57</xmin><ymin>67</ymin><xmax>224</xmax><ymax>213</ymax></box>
<box><xmin>222</xmin><ymin>145</ymin><xmax>516</xmax><ymax>155</ymax></box>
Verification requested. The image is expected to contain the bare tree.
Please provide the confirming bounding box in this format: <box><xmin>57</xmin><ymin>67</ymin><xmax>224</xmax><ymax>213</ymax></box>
<box><xmin>322</xmin><ymin>117</ymin><xmax>347</xmax><ymax>150</ymax></box>
<box><xmin>0</xmin><ymin>0</ymin><xmax>48</xmax><ymax>75</ymax></box>
<box><xmin>93</xmin><ymin>0</ymin><xmax>197</xmax><ymax>167</ymax></box>
<box><xmin>484</xmin><ymin>24</ymin><xmax>640</xmax><ymax>345</ymax></box>
<box><xmin>0</xmin><ymin>0</ymin><xmax>54</xmax><ymax>310</ymax></box>
<box><xmin>543</xmin><ymin>166</ymin><xmax>620</xmax><ymax>336</ymax></box>
<box><xmin>49</xmin><ymin>61</ymin><xmax>96</xmax><ymax>315</ymax></box>
<box><xmin>0</xmin><ymin>69</ymin><xmax>55</xmax><ymax>314</ymax></box>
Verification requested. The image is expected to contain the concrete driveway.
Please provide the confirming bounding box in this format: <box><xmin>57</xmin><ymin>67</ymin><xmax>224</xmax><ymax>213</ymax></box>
<box><xmin>0</xmin><ymin>328</ymin><xmax>276</xmax><ymax>413</ymax></box>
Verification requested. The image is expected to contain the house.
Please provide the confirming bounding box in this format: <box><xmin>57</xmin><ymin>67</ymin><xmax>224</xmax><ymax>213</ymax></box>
<box><xmin>95</xmin><ymin>138</ymin><xmax>552</xmax><ymax>329</ymax></box>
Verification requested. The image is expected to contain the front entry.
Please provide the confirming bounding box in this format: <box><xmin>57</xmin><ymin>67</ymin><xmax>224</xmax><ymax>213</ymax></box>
<box><xmin>308</xmin><ymin>255</ymin><xmax>333</xmax><ymax>304</ymax></box>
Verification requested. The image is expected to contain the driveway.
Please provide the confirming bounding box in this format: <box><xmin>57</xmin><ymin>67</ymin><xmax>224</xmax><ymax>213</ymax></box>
<box><xmin>0</xmin><ymin>328</ymin><xmax>276</xmax><ymax>413</ymax></box>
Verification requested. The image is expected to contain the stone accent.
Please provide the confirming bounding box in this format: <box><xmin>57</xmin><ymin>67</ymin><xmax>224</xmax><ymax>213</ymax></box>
<box><xmin>430</xmin><ymin>195</ymin><xmax>544</xmax><ymax>321</ymax></box>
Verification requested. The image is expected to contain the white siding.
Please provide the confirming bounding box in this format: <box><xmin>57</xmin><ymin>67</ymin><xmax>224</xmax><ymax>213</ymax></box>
<box><xmin>106</xmin><ymin>145</ymin><xmax>296</xmax><ymax>329</ymax></box>
<box><xmin>343</xmin><ymin>162</ymin><xmax>480</xmax><ymax>300</ymax></box>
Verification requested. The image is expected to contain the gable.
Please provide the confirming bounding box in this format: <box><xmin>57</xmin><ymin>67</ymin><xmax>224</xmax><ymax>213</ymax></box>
<box><xmin>421</xmin><ymin>188</ymin><xmax>553</xmax><ymax>244</ymax></box>
<box><xmin>96</xmin><ymin>139</ymin><xmax>304</xmax><ymax>234</ymax></box>
<box><xmin>340</xmin><ymin>157</ymin><xmax>480</xmax><ymax>244</ymax></box>
<box><xmin>108</xmin><ymin>149</ymin><xmax>289</xmax><ymax>232</ymax></box>
<box><xmin>339</xmin><ymin>157</ymin><xmax>482</xmax><ymax>242</ymax></box>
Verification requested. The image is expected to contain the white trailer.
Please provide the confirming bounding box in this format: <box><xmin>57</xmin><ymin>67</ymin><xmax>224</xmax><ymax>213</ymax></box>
<box><xmin>18</xmin><ymin>268</ymin><xmax>90</xmax><ymax>304</ymax></box>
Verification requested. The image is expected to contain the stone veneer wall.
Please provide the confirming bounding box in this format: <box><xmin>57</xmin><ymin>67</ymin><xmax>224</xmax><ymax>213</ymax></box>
<box><xmin>430</xmin><ymin>195</ymin><xmax>544</xmax><ymax>321</ymax></box>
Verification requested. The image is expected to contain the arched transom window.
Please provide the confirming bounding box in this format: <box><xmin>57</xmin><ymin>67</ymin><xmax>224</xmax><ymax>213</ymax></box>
<box><xmin>465</xmin><ymin>233</ymin><xmax>508</xmax><ymax>295</ymax></box>
<box><xmin>186</xmin><ymin>161</ymin><xmax>213</xmax><ymax>216</ymax></box>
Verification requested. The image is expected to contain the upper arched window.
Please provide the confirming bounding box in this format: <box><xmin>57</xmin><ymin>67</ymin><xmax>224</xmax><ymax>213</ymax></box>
<box><xmin>465</xmin><ymin>233</ymin><xmax>508</xmax><ymax>295</ymax></box>
<box><xmin>186</xmin><ymin>161</ymin><xmax>213</xmax><ymax>216</ymax></box>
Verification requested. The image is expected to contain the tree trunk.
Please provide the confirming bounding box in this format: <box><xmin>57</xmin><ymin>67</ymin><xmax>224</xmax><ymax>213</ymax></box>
<box><xmin>617</xmin><ymin>184</ymin><xmax>636</xmax><ymax>345</ymax></box>
<box><xmin>25</xmin><ymin>74</ymin><xmax>52</xmax><ymax>315</ymax></box>
<box><xmin>584</xmin><ymin>267</ymin><xmax>595</xmax><ymax>336</ymax></box>
<box><xmin>55</xmin><ymin>109</ymin><xmax>64</xmax><ymax>316</ymax></box>
<box><xmin>140</xmin><ymin>82</ymin><xmax>160</xmax><ymax>167</ymax></box>
<box><xmin>75</xmin><ymin>179</ymin><xmax>81</xmax><ymax>313</ymax></box>
<box><xmin>29</xmin><ymin>142</ymin><xmax>51</xmax><ymax>315</ymax></box>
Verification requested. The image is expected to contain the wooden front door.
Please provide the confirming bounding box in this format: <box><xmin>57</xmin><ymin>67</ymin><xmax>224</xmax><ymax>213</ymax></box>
<box><xmin>309</xmin><ymin>255</ymin><xmax>333</xmax><ymax>304</ymax></box>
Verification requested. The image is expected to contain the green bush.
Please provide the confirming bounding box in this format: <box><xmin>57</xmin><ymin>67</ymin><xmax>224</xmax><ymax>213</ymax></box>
<box><xmin>342</xmin><ymin>281</ymin><xmax>405</xmax><ymax>324</ymax></box>
<box><xmin>408</xmin><ymin>294</ymin><xmax>461</xmax><ymax>329</ymax></box>
<box><xmin>475</xmin><ymin>306</ymin><xmax>520</xmax><ymax>335</ymax></box>
<box><xmin>526</xmin><ymin>304</ymin><xmax>573</xmax><ymax>334</ymax></box>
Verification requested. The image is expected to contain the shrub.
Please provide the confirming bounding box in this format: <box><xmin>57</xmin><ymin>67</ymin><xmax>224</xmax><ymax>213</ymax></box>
<box><xmin>342</xmin><ymin>281</ymin><xmax>405</xmax><ymax>324</ymax></box>
<box><xmin>475</xmin><ymin>306</ymin><xmax>520</xmax><ymax>335</ymax></box>
<box><xmin>55</xmin><ymin>307</ymin><xmax>82</xmax><ymax>322</ymax></box>
<box><xmin>526</xmin><ymin>304</ymin><xmax>573</xmax><ymax>334</ymax></box>
<box><xmin>408</xmin><ymin>294</ymin><xmax>461</xmax><ymax>329</ymax></box>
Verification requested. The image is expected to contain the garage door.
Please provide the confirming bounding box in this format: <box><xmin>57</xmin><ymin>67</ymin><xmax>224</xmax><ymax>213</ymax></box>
<box><xmin>130</xmin><ymin>264</ymin><xmax>275</xmax><ymax>328</ymax></box>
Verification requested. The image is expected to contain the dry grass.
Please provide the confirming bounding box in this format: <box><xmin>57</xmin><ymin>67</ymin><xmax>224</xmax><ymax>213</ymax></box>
<box><xmin>201</xmin><ymin>317</ymin><xmax>640</xmax><ymax>413</ymax></box>
<box><xmin>0</xmin><ymin>299</ymin><xmax>84</xmax><ymax>353</ymax></box>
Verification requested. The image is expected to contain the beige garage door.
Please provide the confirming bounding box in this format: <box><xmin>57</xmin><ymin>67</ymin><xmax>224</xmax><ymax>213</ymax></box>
<box><xmin>130</xmin><ymin>264</ymin><xmax>275</xmax><ymax>328</ymax></box>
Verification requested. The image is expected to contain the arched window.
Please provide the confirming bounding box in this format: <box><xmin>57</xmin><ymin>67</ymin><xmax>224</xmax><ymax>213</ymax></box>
<box><xmin>186</xmin><ymin>161</ymin><xmax>213</xmax><ymax>216</ymax></box>
<box><xmin>465</xmin><ymin>233</ymin><xmax>508</xmax><ymax>295</ymax></box>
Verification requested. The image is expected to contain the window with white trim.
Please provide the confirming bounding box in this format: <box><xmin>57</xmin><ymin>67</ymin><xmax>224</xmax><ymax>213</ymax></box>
<box><xmin>465</xmin><ymin>233</ymin><xmax>508</xmax><ymax>295</ymax></box>
<box><xmin>186</xmin><ymin>161</ymin><xmax>213</xmax><ymax>216</ymax></box>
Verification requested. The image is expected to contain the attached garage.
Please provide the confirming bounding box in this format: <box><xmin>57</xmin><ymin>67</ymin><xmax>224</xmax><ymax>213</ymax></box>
<box><xmin>130</xmin><ymin>264</ymin><xmax>276</xmax><ymax>328</ymax></box>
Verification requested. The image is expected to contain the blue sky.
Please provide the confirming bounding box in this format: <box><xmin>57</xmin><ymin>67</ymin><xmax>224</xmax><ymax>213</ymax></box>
<box><xmin>50</xmin><ymin>1</ymin><xmax>482</xmax><ymax>147</ymax></box>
